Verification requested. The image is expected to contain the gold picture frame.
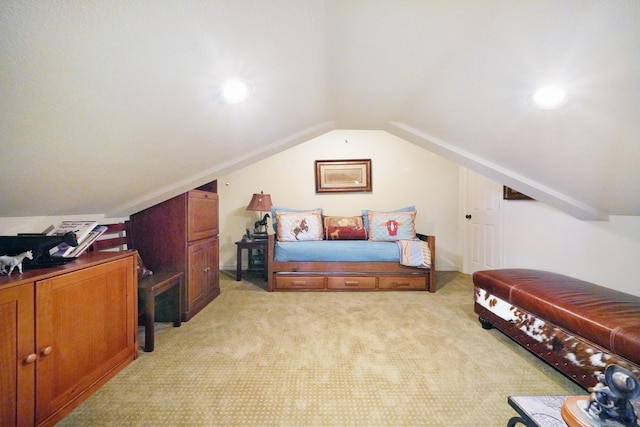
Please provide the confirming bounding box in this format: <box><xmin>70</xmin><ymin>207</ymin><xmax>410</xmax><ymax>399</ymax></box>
<box><xmin>315</xmin><ymin>159</ymin><xmax>372</xmax><ymax>193</ymax></box>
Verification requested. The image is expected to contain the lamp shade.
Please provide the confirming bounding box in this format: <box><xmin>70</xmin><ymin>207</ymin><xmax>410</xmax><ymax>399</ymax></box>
<box><xmin>246</xmin><ymin>192</ymin><xmax>273</xmax><ymax>212</ymax></box>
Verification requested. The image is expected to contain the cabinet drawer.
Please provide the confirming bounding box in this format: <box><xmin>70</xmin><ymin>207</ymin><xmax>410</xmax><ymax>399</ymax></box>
<box><xmin>275</xmin><ymin>276</ymin><xmax>325</xmax><ymax>290</ymax></box>
<box><xmin>378</xmin><ymin>275</ymin><xmax>425</xmax><ymax>290</ymax></box>
<box><xmin>327</xmin><ymin>276</ymin><xmax>376</xmax><ymax>290</ymax></box>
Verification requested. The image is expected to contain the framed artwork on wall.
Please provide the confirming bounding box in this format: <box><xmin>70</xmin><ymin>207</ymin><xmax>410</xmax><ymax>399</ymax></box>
<box><xmin>315</xmin><ymin>159</ymin><xmax>372</xmax><ymax>193</ymax></box>
<box><xmin>503</xmin><ymin>186</ymin><xmax>534</xmax><ymax>200</ymax></box>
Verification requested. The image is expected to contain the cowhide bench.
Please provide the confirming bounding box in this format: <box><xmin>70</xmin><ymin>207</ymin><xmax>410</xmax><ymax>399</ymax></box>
<box><xmin>473</xmin><ymin>269</ymin><xmax>640</xmax><ymax>389</ymax></box>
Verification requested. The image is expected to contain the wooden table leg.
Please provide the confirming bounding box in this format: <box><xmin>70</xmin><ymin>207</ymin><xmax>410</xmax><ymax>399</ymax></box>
<box><xmin>236</xmin><ymin>245</ymin><xmax>242</xmax><ymax>281</ymax></box>
<box><xmin>173</xmin><ymin>276</ymin><xmax>182</xmax><ymax>328</ymax></box>
<box><xmin>143</xmin><ymin>288</ymin><xmax>155</xmax><ymax>352</ymax></box>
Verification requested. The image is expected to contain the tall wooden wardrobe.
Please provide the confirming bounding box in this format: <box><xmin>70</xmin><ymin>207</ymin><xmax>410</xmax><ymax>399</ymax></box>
<box><xmin>129</xmin><ymin>182</ymin><xmax>219</xmax><ymax>321</ymax></box>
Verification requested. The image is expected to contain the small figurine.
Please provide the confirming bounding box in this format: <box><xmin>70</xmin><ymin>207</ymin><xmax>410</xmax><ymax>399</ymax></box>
<box><xmin>0</xmin><ymin>250</ymin><xmax>33</xmax><ymax>275</ymax></box>
<box><xmin>585</xmin><ymin>364</ymin><xmax>640</xmax><ymax>427</ymax></box>
<box><xmin>253</xmin><ymin>213</ymin><xmax>270</xmax><ymax>238</ymax></box>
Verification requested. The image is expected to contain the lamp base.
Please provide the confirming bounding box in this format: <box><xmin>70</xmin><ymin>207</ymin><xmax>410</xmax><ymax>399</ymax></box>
<box><xmin>252</xmin><ymin>232</ymin><xmax>268</xmax><ymax>240</ymax></box>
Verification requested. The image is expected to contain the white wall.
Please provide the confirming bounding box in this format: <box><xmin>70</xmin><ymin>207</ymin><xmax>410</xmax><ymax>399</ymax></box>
<box><xmin>502</xmin><ymin>200</ymin><xmax>640</xmax><ymax>296</ymax></box>
<box><xmin>217</xmin><ymin>130</ymin><xmax>461</xmax><ymax>271</ymax></box>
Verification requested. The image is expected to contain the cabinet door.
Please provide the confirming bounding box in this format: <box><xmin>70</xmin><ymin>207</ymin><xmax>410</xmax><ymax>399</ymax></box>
<box><xmin>187</xmin><ymin>238</ymin><xmax>208</xmax><ymax>315</ymax></box>
<box><xmin>188</xmin><ymin>191</ymin><xmax>218</xmax><ymax>241</ymax></box>
<box><xmin>186</xmin><ymin>237</ymin><xmax>219</xmax><ymax>319</ymax></box>
<box><xmin>205</xmin><ymin>237</ymin><xmax>219</xmax><ymax>298</ymax></box>
<box><xmin>35</xmin><ymin>257</ymin><xmax>136</xmax><ymax>425</ymax></box>
<box><xmin>0</xmin><ymin>283</ymin><xmax>35</xmax><ymax>427</ymax></box>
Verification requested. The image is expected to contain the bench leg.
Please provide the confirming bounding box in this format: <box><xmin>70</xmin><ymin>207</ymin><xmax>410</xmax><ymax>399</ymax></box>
<box><xmin>143</xmin><ymin>289</ymin><xmax>155</xmax><ymax>352</ymax></box>
<box><xmin>173</xmin><ymin>278</ymin><xmax>182</xmax><ymax>328</ymax></box>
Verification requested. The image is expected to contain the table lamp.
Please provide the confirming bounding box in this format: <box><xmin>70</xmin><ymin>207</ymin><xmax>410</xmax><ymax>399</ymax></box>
<box><xmin>246</xmin><ymin>191</ymin><xmax>273</xmax><ymax>239</ymax></box>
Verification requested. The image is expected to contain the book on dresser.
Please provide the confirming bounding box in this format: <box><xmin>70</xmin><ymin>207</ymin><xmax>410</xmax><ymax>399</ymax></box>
<box><xmin>65</xmin><ymin>225</ymin><xmax>108</xmax><ymax>258</ymax></box>
<box><xmin>48</xmin><ymin>220</ymin><xmax>98</xmax><ymax>257</ymax></box>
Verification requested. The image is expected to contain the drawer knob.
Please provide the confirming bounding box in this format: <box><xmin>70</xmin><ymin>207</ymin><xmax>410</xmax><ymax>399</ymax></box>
<box><xmin>41</xmin><ymin>346</ymin><xmax>53</xmax><ymax>357</ymax></box>
<box><xmin>23</xmin><ymin>353</ymin><xmax>37</xmax><ymax>365</ymax></box>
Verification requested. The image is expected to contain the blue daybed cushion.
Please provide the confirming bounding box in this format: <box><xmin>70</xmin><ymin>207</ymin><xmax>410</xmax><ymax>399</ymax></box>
<box><xmin>274</xmin><ymin>240</ymin><xmax>400</xmax><ymax>262</ymax></box>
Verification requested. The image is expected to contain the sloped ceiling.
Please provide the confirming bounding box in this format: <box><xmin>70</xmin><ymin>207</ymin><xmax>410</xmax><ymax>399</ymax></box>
<box><xmin>1</xmin><ymin>1</ymin><xmax>638</xmax><ymax>220</ymax></box>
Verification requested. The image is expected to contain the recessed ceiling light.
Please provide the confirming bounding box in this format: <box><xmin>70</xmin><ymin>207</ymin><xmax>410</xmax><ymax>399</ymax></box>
<box><xmin>217</xmin><ymin>79</ymin><xmax>253</xmax><ymax>104</ymax></box>
<box><xmin>529</xmin><ymin>86</ymin><xmax>569</xmax><ymax>109</ymax></box>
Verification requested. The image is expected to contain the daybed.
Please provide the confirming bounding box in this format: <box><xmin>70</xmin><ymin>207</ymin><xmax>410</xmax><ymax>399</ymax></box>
<box><xmin>266</xmin><ymin>207</ymin><xmax>436</xmax><ymax>292</ymax></box>
<box><xmin>473</xmin><ymin>269</ymin><xmax>640</xmax><ymax>389</ymax></box>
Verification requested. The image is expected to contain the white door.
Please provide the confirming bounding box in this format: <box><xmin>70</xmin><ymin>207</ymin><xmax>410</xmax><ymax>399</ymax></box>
<box><xmin>464</xmin><ymin>170</ymin><xmax>503</xmax><ymax>274</ymax></box>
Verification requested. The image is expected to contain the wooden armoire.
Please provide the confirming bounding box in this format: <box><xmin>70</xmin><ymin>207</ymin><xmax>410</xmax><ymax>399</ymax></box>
<box><xmin>129</xmin><ymin>181</ymin><xmax>219</xmax><ymax>321</ymax></box>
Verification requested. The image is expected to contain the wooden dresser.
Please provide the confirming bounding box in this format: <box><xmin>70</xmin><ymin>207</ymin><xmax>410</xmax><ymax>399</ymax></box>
<box><xmin>129</xmin><ymin>184</ymin><xmax>219</xmax><ymax>322</ymax></box>
<box><xmin>0</xmin><ymin>251</ymin><xmax>138</xmax><ymax>427</ymax></box>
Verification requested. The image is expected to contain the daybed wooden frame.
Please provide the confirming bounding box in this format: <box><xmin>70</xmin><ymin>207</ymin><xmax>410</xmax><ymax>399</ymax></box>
<box><xmin>267</xmin><ymin>233</ymin><xmax>436</xmax><ymax>292</ymax></box>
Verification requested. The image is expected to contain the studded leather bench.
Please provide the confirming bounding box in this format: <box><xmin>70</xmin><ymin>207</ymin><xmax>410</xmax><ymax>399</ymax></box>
<box><xmin>473</xmin><ymin>269</ymin><xmax>640</xmax><ymax>389</ymax></box>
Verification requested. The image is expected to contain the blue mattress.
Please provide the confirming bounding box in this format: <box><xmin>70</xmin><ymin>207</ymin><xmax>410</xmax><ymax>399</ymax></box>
<box><xmin>274</xmin><ymin>240</ymin><xmax>400</xmax><ymax>262</ymax></box>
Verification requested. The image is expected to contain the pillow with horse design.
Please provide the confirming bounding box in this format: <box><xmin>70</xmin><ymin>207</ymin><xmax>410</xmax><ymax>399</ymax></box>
<box><xmin>276</xmin><ymin>210</ymin><xmax>323</xmax><ymax>242</ymax></box>
<box><xmin>324</xmin><ymin>216</ymin><xmax>367</xmax><ymax>240</ymax></box>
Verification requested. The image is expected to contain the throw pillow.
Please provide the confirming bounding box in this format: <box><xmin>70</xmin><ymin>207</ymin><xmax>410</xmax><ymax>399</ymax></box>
<box><xmin>324</xmin><ymin>216</ymin><xmax>367</xmax><ymax>240</ymax></box>
<box><xmin>271</xmin><ymin>206</ymin><xmax>323</xmax><ymax>230</ymax></box>
<box><xmin>368</xmin><ymin>210</ymin><xmax>417</xmax><ymax>241</ymax></box>
<box><xmin>362</xmin><ymin>205</ymin><xmax>416</xmax><ymax>235</ymax></box>
<box><xmin>276</xmin><ymin>210</ymin><xmax>323</xmax><ymax>241</ymax></box>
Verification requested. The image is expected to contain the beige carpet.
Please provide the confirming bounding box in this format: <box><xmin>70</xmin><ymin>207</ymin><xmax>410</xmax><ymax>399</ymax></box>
<box><xmin>58</xmin><ymin>271</ymin><xmax>583</xmax><ymax>426</ymax></box>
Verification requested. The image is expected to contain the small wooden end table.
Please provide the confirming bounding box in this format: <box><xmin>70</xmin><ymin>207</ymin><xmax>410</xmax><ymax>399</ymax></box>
<box><xmin>508</xmin><ymin>394</ymin><xmax>640</xmax><ymax>427</ymax></box>
<box><xmin>138</xmin><ymin>271</ymin><xmax>183</xmax><ymax>352</ymax></box>
<box><xmin>235</xmin><ymin>239</ymin><xmax>268</xmax><ymax>281</ymax></box>
<box><xmin>507</xmin><ymin>395</ymin><xmax>570</xmax><ymax>427</ymax></box>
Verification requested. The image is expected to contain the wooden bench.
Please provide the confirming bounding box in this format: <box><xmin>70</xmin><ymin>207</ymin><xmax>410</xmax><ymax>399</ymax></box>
<box><xmin>89</xmin><ymin>222</ymin><xmax>183</xmax><ymax>352</ymax></box>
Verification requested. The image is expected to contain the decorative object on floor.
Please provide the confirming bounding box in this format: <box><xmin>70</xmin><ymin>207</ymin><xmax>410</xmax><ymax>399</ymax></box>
<box><xmin>561</xmin><ymin>364</ymin><xmax>640</xmax><ymax>427</ymax></box>
<box><xmin>246</xmin><ymin>191</ymin><xmax>273</xmax><ymax>239</ymax></box>
<box><xmin>0</xmin><ymin>250</ymin><xmax>33</xmax><ymax>275</ymax></box>
<box><xmin>315</xmin><ymin>159</ymin><xmax>372</xmax><ymax>193</ymax></box>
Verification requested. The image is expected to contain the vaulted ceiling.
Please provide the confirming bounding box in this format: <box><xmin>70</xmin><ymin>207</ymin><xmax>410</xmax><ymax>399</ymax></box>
<box><xmin>1</xmin><ymin>1</ymin><xmax>638</xmax><ymax>220</ymax></box>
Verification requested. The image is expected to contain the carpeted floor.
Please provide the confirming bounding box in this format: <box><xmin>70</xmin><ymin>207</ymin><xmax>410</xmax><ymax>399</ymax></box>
<box><xmin>58</xmin><ymin>271</ymin><xmax>583</xmax><ymax>426</ymax></box>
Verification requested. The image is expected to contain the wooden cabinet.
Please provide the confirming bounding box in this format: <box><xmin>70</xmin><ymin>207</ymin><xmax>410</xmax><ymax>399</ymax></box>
<box><xmin>130</xmin><ymin>187</ymin><xmax>220</xmax><ymax>321</ymax></box>
<box><xmin>0</xmin><ymin>282</ymin><xmax>35</xmax><ymax>427</ymax></box>
<box><xmin>0</xmin><ymin>252</ymin><xmax>137</xmax><ymax>427</ymax></box>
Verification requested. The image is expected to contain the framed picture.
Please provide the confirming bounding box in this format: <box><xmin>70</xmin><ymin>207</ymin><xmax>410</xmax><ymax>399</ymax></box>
<box><xmin>503</xmin><ymin>186</ymin><xmax>534</xmax><ymax>200</ymax></box>
<box><xmin>315</xmin><ymin>159</ymin><xmax>372</xmax><ymax>193</ymax></box>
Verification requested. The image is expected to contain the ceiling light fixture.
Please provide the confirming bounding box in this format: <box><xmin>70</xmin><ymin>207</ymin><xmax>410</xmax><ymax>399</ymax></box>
<box><xmin>529</xmin><ymin>86</ymin><xmax>569</xmax><ymax>109</ymax></box>
<box><xmin>217</xmin><ymin>79</ymin><xmax>253</xmax><ymax>104</ymax></box>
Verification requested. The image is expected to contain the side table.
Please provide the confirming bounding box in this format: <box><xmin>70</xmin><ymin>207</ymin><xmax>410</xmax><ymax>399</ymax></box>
<box><xmin>235</xmin><ymin>239</ymin><xmax>268</xmax><ymax>281</ymax></box>
<box><xmin>507</xmin><ymin>395</ymin><xmax>569</xmax><ymax>427</ymax></box>
<box><xmin>508</xmin><ymin>395</ymin><xmax>640</xmax><ymax>427</ymax></box>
